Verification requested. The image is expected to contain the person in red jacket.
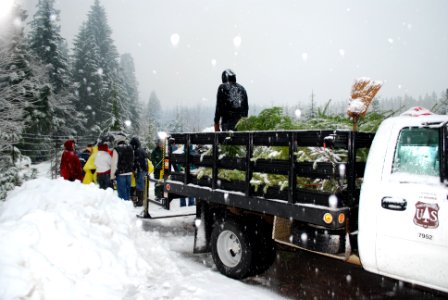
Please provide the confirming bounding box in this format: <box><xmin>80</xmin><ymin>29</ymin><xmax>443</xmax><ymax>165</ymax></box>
<box><xmin>60</xmin><ymin>139</ymin><xmax>83</xmax><ymax>181</ymax></box>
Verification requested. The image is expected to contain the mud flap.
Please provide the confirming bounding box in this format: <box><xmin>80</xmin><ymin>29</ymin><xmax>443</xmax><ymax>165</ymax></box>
<box><xmin>291</xmin><ymin>220</ymin><xmax>346</xmax><ymax>255</ymax></box>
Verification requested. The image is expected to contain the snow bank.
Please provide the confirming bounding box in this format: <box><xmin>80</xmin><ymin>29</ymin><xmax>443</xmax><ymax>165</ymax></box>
<box><xmin>0</xmin><ymin>178</ymin><xmax>152</xmax><ymax>299</ymax></box>
<box><xmin>0</xmin><ymin>178</ymin><xmax>282</xmax><ymax>300</ymax></box>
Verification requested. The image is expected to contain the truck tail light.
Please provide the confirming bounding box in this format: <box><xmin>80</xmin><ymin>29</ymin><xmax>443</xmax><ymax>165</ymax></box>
<box><xmin>338</xmin><ymin>213</ymin><xmax>345</xmax><ymax>224</ymax></box>
<box><xmin>323</xmin><ymin>213</ymin><xmax>333</xmax><ymax>224</ymax></box>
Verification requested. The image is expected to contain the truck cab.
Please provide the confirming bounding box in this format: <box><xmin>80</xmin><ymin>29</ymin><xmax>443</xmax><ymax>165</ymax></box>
<box><xmin>359</xmin><ymin>111</ymin><xmax>448</xmax><ymax>293</ymax></box>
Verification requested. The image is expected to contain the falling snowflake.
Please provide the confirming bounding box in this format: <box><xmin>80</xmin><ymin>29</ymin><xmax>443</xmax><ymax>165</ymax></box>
<box><xmin>300</xmin><ymin>232</ymin><xmax>308</xmax><ymax>242</ymax></box>
<box><xmin>388</xmin><ymin>38</ymin><xmax>394</xmax><ymax>44</ymax></box>
<box><xmin>329</xmin><ymin>195</ymin><xmax>338</xmax><ymax>209</ymax></box>
<box><xmin>294</xmin><ymin>109</ymin><xmax>302</xmax><ymax>119</ymax></box>
<box><xmin>346</xmin><ymin>274</ymin><xmax>352</xmax><ymax>283</ymax></box>
<box><xmin>402</xmin><ymin>22</ymin><xmax>412</xmax><ymax>30</ymax></box>
<box><xmin>301</xmin><ymin>52</ymin><xmax>308</xmax><ymax>62</ymax></box>
<box><xmin>211</xmin><ymin>59</ymin><xmax>217</xmax><ymax>67</ymax></box>
<box><xmin>170</xmin><ymin>33</ymin><xmax>180</xmax><ymax>47</ymax></box>
<box><xmin>233</xmin><ymin>35</ymin><xmax>242</xmax><ymax>48</ymax></box>
<box><xmin>338</xmin><ymin>164</ymin><xmax>346</xmax><ymax>177</ymax></box>
<box><xmin>339</xmin><ymin>49</ymin><xmax>345</xmax><ymax>57</ymax></box>
<box><xmin>224</xmin><ymin>193</ymin><xmax>229</xmax><ymax>203</ymax></box>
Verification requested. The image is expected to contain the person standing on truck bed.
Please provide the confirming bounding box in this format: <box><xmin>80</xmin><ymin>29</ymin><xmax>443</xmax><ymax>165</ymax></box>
<box><xmin>214</xmin><ymin>69</ymin><xmax>249</xmax><ymax>131</ymax></box>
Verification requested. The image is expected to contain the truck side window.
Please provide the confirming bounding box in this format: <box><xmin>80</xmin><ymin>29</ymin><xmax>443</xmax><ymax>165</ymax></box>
<box><xmin>392</xmin><ymin>127</ymin><xmax>439</xmax><ymax>177</ymax></box>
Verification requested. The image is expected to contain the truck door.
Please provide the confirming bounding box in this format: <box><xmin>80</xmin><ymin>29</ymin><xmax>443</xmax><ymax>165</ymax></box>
<box><xmin>375</xmin><ymin>126</ymin><xmax>448</xmax><ymax>291</ymax></box>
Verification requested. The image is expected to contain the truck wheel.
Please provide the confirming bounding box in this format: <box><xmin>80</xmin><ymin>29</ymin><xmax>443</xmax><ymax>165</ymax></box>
<box><xmin>211</xmin><ymin>219</ymin><xmax>253</xmax><ymax>279</ymax></box>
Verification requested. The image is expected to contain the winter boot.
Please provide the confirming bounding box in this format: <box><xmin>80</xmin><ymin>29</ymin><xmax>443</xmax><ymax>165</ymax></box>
<box><xmin>136</xmin><ymin>190</ymin><xmax>144</xmax><ymax>207</ymax></box>
<box><xmin>131</xmin><ymin>187</ymin><xmax>137</xmax><ymax>206</ymax></box>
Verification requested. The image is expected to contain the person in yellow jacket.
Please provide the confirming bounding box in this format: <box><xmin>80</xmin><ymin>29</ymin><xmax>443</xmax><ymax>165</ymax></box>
<box><xmin>82</xmin><ymin>145</ymin><xmax>98</xmax><ymax>184</ymax></box>
<box><xmin>147</xmin><ymin>158</ymin><xmax>154</xmax><ymax>174</ymax></box>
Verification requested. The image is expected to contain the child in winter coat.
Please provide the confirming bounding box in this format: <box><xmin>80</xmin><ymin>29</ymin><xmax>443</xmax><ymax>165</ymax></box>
<box><xmin>94</xmin><ymin>143</ymin><xmax>112</xmax><ymax>189</ymax></box>
<box><xmin>82</xmin><ymin>145</ymin><xmax>98</xmax><ymax>184</ymax></box>
<box><xmin>60</xmin><ymin>139</ymin><xmax>83</xmax><ymax>181</ymax></box>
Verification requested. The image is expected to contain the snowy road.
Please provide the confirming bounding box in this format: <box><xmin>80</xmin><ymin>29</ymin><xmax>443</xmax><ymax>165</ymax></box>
<box><xmin>140</xmin><ymin>203</ymin><xmax>448</xmax><ymax>300</ymax></box>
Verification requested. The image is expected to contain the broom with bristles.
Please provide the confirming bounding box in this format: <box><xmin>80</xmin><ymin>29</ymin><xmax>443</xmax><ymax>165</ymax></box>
<box><xmin>347</xmin><ymin>77</ymin><xmax>383</xmax><ymax>131</ymax></box>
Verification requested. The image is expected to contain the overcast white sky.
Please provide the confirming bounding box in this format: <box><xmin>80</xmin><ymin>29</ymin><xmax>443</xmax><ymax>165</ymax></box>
<box><xmin>22</xmin><ymin>0</ymin><xmax>448</xmax><ymax>109</ymax></box>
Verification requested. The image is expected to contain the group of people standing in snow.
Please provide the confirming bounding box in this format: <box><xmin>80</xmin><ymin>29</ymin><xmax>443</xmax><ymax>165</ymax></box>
<box><xmin>60</xmin><ymin>68</ymin><xmax>248</xmax><ymax>204</ymax></box>
<box><xmin>60</xmin><ymin>134</ymin><xmax>158</xmax><ymax>207</ymax></box>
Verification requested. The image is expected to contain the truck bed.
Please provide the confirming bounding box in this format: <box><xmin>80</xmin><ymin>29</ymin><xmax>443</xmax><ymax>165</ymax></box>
<box><xmin>164</xmin><ymin>130</ymin><xmax>374</xmax><ymax>230</ymax></box>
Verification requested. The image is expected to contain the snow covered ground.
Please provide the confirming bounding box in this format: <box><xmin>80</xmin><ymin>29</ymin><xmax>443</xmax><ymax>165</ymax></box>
<box><xmin>0</xmin><ymin>162</ymin><xmax>283</xmax><ymax>300</ymax></box>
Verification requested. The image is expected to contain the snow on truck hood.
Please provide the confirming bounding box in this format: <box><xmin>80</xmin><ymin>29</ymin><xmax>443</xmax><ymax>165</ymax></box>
<box><xmin>383</xmin><ymin>113</ymin><xmax>448</xmax><ymax>129</ymax></box>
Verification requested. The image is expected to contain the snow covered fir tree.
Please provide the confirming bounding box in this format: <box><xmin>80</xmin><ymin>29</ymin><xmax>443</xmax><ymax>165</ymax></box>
<box><xmin>0</xmin><ymin>0</ymin><xmax>146</xmax><ymax>199</ymax></box>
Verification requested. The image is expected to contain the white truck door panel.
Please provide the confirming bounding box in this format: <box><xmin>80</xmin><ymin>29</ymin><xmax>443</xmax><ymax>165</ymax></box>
<box><xmin>376</xmin><ymin>183</ymin><xmax>447</xmax><ymax>290</ymax></box>
<box><xmin>375</xmin><ymin>126</ymin><xmax>448</xmax><ymax>292</ymax></box>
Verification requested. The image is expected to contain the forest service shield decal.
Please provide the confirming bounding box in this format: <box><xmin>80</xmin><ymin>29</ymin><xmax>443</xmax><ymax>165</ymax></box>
<box><xmin>413</xmin><ymin>201</ymin><xmax>439</xmax><ymax>229</ymax></box>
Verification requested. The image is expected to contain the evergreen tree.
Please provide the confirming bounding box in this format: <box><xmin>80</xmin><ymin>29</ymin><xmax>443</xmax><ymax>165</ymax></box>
<box><xmin>28</xmin><ymin>0</ymin><xmax>69</xmax><ymax>93</ymax></box>
<box><xmin>148</xmin><ymin>91</ymin><xmax>162</xmax><ymax>127</ymax></box>
<box><xmin>120</xmin><ymin>53</ymin><xmax>140</xmax><ymax>134</ymax></box>
<box><xmin>26</xmin><ymin>0</ymin><xmax>82</xmax><ymax>139</ymax></box>
<box><xmin>109</xmin><ymin>87</ymin><xmax>122</xmax><ymax>131</ymax></box>
<box><xmin>141</xmin><ymin>91</ymin><xmax>161</xmax><ymax>149</ymax></box>
<box><xmin>307</xmin><ymin>90</ymin><xmax>317</xmax><ymax>119</ymax></box>
<box><xmin>433</xmin><ymin>89</ymin><xmax>448</xmax><ymax>115</ymax></box>
<box><xmin>72</xmin><ymin>0</ymin><xmax>130</xmax><ymax>134</ymax></box>
<box><xmin>71</xmin><ymin>22</ymin><xmax>103</xmax><ymax>132</ymax></box>
<box><xmin>445</xmin><ymin>89</ymin><xmax>448</xmax><ymax>115</ymax></box>
<box><xmin>0</xmin><ymin>4</ymin><xmax>36</xmax><ymax>198</ymax></box>
<box><xmin>167</xmin><ymin>110</ymin><xmax>185</xmax><ymax>133</ymax></box>
<box><xmin>1</xmin><ymin>4</ymin><xmax>57</xmax><ymax>162</ymax></box>
<box><xmin>87</xmin><ymin>0</ymin><xmax>130</xmax><ymax>132</ymax></box>
<box><xmin>0</xmin><ymin>5</ymin><xmax>33</xmax><ymax>145</ymax></box>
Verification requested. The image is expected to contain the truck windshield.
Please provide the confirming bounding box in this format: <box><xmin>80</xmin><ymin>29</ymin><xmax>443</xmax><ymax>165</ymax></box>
<box><xmin>392</xmin><ymin>127</ymin><xmax>439</xmax><ymax>177</ymax></box>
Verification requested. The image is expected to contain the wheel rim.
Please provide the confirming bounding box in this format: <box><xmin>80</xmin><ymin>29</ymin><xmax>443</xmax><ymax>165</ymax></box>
<box><xmin>216</xmin><ymin>229</ymin><xmax>242</xmax><ymax>267</ymax></box>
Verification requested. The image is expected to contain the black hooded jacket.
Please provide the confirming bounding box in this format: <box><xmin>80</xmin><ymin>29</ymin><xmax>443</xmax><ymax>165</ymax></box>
<box><xmin>214</xmin><ymin>69</ymin><xmax>248</xmax><ymax>130</ymax></box>
<box><xmin>130</xmin><ymin>137</ymin><xmax>148</xmax><ymax>172</ymax></box>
